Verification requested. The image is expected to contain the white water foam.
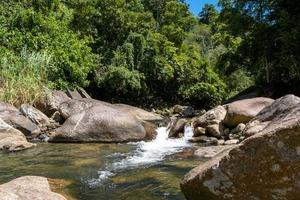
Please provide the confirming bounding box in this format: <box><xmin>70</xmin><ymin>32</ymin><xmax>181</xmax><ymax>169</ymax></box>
<box><xmin>89</xmin><ymin>125</ymin><xmax>194</xmax><ymax>187</ymax></box>
<box><xmin>112</xmin><ymin>126</ymin><xmax>193</xmax><ymax>168</ymax></box>
<box><xmin>88</xmin><ymin>170</ymin><xmax>115</xmax><ymax>187</ymax></box>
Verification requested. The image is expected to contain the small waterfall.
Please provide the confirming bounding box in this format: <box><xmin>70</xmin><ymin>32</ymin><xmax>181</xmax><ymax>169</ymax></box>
<box><xmin>88</xmin><ymin>125</ymin><xmax>194</xmax><ymax>187</ymax></box>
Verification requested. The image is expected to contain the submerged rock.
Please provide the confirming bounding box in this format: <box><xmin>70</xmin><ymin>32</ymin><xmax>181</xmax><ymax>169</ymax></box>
<box><xmin>0</xmin><ymin>176</ymin><xmax>66</xmax><ymax>200</ymax></box>
<box><xmin>223</xmin><ymin>97</ymin><xmax>274</xmax><ymax>127</ymax></box>
<box><xmin>181</xmin><ymin>94</ymin><xmax>300</xmax><ymax>200</ymax></box>
<box><xmin>0</xmin><ymin>119</ymin><xmax>35</xmax><ymax>152</ymax></box>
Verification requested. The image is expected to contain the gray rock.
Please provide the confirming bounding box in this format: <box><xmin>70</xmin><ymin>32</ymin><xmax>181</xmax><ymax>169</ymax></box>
<box><xmin>0</xmin><ymin>176</ymin><xmax>66</xmax><ymax>200</ymax></box>
<box><xmin>20</xmin><ymin>104</ymin><xmax>51</xmax><ymax>126</ymax></box>
<box><xmin>181</xmin><ymin>94</ymin><xmax>300</xmax><ymax>200</ymax></box>
<box><xmin>189</xmin><ymin>136</ymin><xmax>218</xmax><ymax>146</ymax></box>
<box><xmin>230</xmin><ymin>123</ymin><xmax>246</xmax><ymax>135</ymax></box>
<box><xmin>168</xmin><ymin>118</ymin><xmax>188</xmax><ymax>138</ymax></box>
<box><xmin>206</xmin><ymin>124</ymin><xmax>224</xmax><ymax>139</ymax></box>
<box><xmin>217</xmin><ymin>139</ymin><xmax>225</xmax><ymax>145</ymax></box>
<box><xmin>224</xmin><ymin>139</ymin><xmax>239</xmax><ymax>145</ymax></box>
<box><xmin>0</xmin><ymin>119</ymin><xmax>35</xmax><ymax>152</ymax></box>
<box><xmin>193</xmin><ymin>126</ymin><xmax>206</xmax><ymax>137</ymax></box>
<box><xmin>173</xmin><ymin>105</ymin><xmax>195</xmax><ymax>117</ymax></box>
<box><xmin>49</xmin><ymin>104</ymin><xmax>157</xmax><ymax>143</ymax></box>
<box><xmin>66</xmin><ymin>88</ymin><xmax>83</xmax><ymax>99</ymax></box>
<box><xmin>77</xmin><ymin>87</ymin><xmax>92</xmax><ymax>99</ymax></box>
<box><xmin>223</xmin><ymin>97</ymin><xmax>274</xmax><ymax>127</ymax></box>
<box><xmin>228</xmin><ymin>133</ymin><xmax>240</xmax><ymax>140</ymax></box>
<box><xmin>194</xmin><ymin>145</ymin><xmax>236</xmax><ymax>159</ymax></box>
<box><xmin>193</xmin><ymin>106</ymin><xmax>226</xmax><ymax>128</ymax></box>
<box><xmin>58</xmin><ymin>98</ymin><xmax>163</xmax><ymax>123</ymax></box>
<box><xmin>0</xmin><ymin>102</ymin><xmax>40</xmax><ymax>136</ymax></box>
<box><xmin>114</xmin><ymin>103</ymin><xmax>163</xmax><ymax>123</ymax></box>
<box><xmin>37</xmin><ymin>90</ymin><xmax>71</xmax><ymax>117</ymax></box>
<box><xmin>244</xmin><ymin>94</ymin><xmax>300</xmax><ymax>138</ymax></box>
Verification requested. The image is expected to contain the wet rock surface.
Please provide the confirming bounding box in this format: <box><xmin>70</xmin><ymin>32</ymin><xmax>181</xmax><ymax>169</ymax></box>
<box><xmin>168</xmin><ymin>118</ymin><xmax>188</xmax><ymax>138</ymax></box>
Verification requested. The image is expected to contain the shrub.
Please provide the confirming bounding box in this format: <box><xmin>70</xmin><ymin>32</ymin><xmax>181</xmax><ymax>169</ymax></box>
<box><xmin>0</xmin><ymin>48</ymin><xmax>52</xmax><ymax>106</ymax></box>
<box><xmin>179</xmin><ymin>82</ymin><xmax>225</xmax><ymax>109</ymax></box>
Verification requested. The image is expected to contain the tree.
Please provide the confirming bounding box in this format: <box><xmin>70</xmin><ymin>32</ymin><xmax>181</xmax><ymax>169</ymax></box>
<box><xmin>218</xmin><ymin>0</ymin><xmax>300</xmax><ymax>85</ymax></box>
<box><xmin>0</xmin><ymin>0</ymin><xmax>97</xmax><ymax>88</ymax></box>
<box><xmin>199</xmin><ymin>4</ymin><xmax>217</xmax><ymax>25</ymax></box>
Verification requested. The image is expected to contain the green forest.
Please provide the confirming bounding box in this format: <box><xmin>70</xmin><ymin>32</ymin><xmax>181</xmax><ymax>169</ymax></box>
<box><xmin>0</xmin><ymin>0</ymin><xmax>299</xmax><ymax>109</ymax></box>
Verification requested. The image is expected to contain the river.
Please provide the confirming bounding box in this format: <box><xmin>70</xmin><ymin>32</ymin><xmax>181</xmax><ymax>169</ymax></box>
<box><xmin>0</xmin><ymin>126</ymin><xmax>203</xmax><ymax>200</ymax></box>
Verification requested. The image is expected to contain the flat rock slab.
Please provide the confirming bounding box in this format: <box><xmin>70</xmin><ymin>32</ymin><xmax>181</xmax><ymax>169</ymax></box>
<box><xmin>194</xmin><ymin>145</ymin><xmax>236</xmax><ymax>159</ymax></box>
<box><xmin>0</xmin><ymin>176</ymin><xmax>66</xmax><ymax>200</ymax></box>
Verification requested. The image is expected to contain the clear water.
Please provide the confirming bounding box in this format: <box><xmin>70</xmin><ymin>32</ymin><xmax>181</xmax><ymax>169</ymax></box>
<box><xmin>0</xmin><ymin>126</ymin><xmax>201</xmax><ymax>200</ymax></box>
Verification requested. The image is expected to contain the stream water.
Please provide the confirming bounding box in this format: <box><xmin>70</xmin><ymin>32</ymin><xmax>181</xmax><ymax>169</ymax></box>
<box><xmin>0</xmin><ymin>126</ymin><xmax>202</xmax><ymax>200</ymax></box>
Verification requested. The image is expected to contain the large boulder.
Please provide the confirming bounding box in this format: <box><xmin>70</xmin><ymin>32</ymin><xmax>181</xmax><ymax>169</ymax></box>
<box><xmin>0</xmin><ymin>119</ymin><xmax>35</xmax><ymax>152</ymax></box>
<box><xmin>0</xmin><ymin>176</ymin><xmax>66</xmax><ymax>200</ymax></box>
<box><xmin>37</xmin><ymin>90</ymin><xmax>162</xmax><ymax>142</ymax></box>
<box><xmin>223</xmin><ymin>97</ymin><xmax>274</xmax><ymax>127</ymax></box>
<box><xmin>181</xmin><ymin>94</ymin><xmax>300</xmax><ymax>200</ymax></box>
<box><xmin>58</xmin><ymin>98</ymin><xmax>98</xmax><ymax>119</ymax></box>
<box><xmin>244</xmin><ymin>94</ymin><xmax>300</xmax><ymax>138</ymax></box>
<box><xmin>58</xmin><ymin>99</ymin><xmax>163</xmax><ymax>123</ymax></box>
<box><xmin>0</xmin><ymin>102</ymin><xmax>40</xmax><ymax>136</ymax></box>
<box><xmin>49</xmin><ymin>105</ymin><xmax>157</xmax><ymax>142</ymax></box>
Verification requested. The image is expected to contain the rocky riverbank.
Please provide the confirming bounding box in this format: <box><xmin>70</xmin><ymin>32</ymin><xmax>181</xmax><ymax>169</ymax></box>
<box><xmin>181</xmin><ymin>94</ymin><xmax>300</xmax><ymax>199</ymax></box>
<box><xmin>0</xmin><ymin>88</ymin><xmax>163</xmax><ymax>148</ymax></box>
<box><xmin>1</xmin><ymin>89</ymin><xmax>300</xmax><ymax>199</ymax></box>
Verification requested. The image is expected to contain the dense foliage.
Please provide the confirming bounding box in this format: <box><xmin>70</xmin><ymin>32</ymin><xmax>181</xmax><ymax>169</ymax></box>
<box><xmin>0</xmin><ymin>0</ymin><xmax>298</xmax><ymax>108</ymax></box>
<box><xmin>217</xmin><ymin>0</ymin><xmax>300</xmax><ymax>85</ymax></box>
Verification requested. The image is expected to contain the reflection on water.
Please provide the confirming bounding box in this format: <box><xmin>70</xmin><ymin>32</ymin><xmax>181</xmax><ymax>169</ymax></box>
<box><xmin>0</xmin><ymin>129</ymin><xmax>201</xmax><ymax>200</ymax></box>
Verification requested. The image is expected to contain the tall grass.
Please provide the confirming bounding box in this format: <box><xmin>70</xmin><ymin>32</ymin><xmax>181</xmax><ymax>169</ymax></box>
<box><xmin>0</xmin><ymin>48</ymin><xmax>52</xmax><ymax>107</ymax></box>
